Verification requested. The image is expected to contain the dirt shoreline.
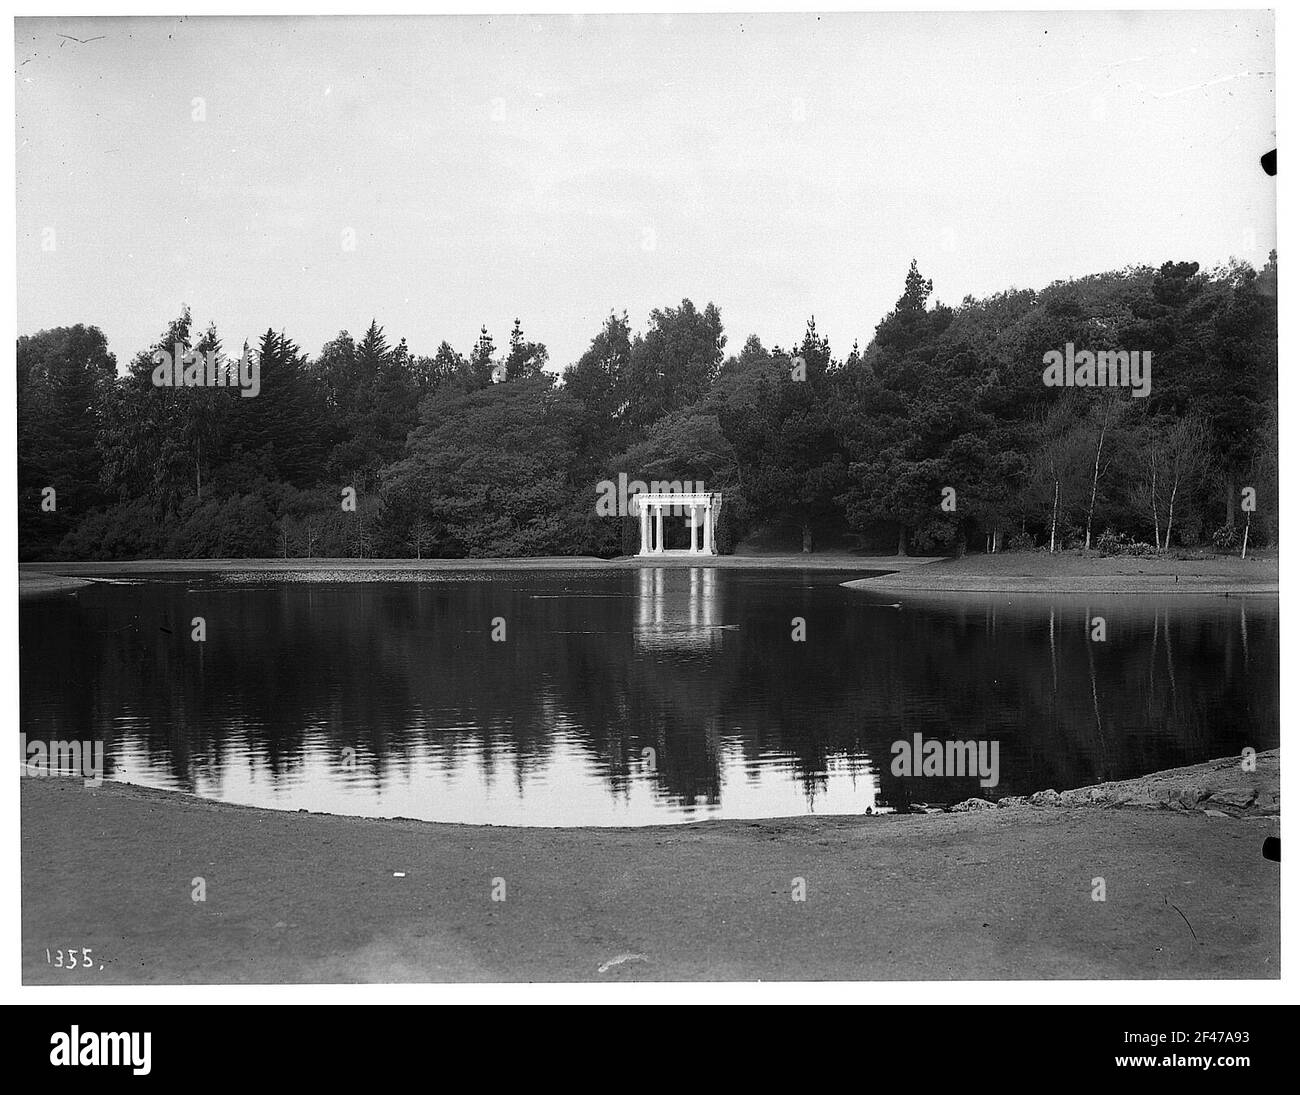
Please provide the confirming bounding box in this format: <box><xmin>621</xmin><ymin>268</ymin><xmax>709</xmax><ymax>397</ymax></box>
<box><xmin>17</xmin><ymin>554</ymin><xmax>937</xmax><ymax>592</ymax></box>
<box><xmin>16</xmin><ymin>572</ymin><xmax>94</xmax><ymax>596</ymax></box>
<box><xmin>843</xmin><ymin>552</ymin><xmax>1279</xmax><ymax>595</ymax></box>
<box><xmin>21</xmin><ymin>753</ymin><xmax>1278</xmax><ymax>983</ymax></box>
<box><xmin>21</xmin><ymin>552</ymin><xmax>1277</xmax><ymax>594</ymax></box>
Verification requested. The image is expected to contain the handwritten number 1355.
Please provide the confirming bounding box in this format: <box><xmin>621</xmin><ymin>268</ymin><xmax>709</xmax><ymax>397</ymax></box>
<box><xmin>46</xmin><ymin>947</ymin><xmax>94</xmax><ymax>969</ymax></box>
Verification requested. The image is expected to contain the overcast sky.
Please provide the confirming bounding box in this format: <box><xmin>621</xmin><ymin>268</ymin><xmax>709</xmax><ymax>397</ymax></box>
<box><xmin>16</xmin><ymin>11</ymin><xmax>1275</xmax><ymax>372</ymax></box>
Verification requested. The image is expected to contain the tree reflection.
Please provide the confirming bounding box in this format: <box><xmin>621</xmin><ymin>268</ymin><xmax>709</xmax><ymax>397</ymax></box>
<box><xmin>19</xmin><ymin>574</ymin><xmax>1279</xmax><ymax>821</ymax></box>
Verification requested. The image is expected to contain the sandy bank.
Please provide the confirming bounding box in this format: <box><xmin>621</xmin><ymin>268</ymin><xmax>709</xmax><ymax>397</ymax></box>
<box><xmin>21</xmin><ymin>753</ymin><xmax>1278</xmax><ymax>983</ymax></box>
<box><xmin>17</xmin><ymin>572</ymin><xmax>94</xmax><ymax>596</ymax></box>
<box><xmin>844</xmin><ymin>552</ymin><xmax>1279</xmax><ymax>595</ymax></box>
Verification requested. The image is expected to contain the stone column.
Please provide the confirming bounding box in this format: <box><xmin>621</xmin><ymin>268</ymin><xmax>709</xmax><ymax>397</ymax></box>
<box><xmin>655</xmin><ymin>505</ymin><xmax>664</xmax><ymax>554</ymax></box>
<box><xmin>703</xmin><ymin>500</ymin><xmax>714</xmax><ymax>555</ymax></box>
<box><xmin>638</xmin><ymin>498</ymin><xmax>649</xmax><ymax>556</ymax></box>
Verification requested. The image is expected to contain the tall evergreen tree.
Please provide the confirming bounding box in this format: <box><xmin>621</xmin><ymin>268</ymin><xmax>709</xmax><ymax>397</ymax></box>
<box><xmin>225</xmin><ymin>329</ymin><xmax>326</xmax><ymax>488</ymax></box>
<box><xmin>504</xmin><ymin>318</ymin><xmax>549</xmax><ymax>380</ymax></box>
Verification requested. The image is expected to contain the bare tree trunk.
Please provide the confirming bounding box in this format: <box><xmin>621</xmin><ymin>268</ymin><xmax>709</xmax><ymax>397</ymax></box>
<box><xmin>353</xmin><ymin>469</ymin><xmax>364</xmax><ymax>559</ymax></box>
<box><xmin>1163</xmin><ymin>475</ymin><xmax>1179</xmax><ymax>552</ymax></box>
<box><xmin>1050</xmin><ymin>478</ymin><xmax>1059</xmax><ymax>553</ymax></box>
<box><xmin>1085</xmin><ymin>419</ymin><xmax>1108</xmax><ymax>551</ymax></box>
<box><xmin>801</xmin><ymin>520</ymin><xmax>813</xmax><ymax>554</ymax></box>
<box><xmin>1149</xmin><ymin>453</ymin><xmax>1161</xmax><ymax>549</ymax></box>
<box><xmin>897</xmin><ymin>523</ymin><xmax>908</xmax><ymax>556</ymax></box>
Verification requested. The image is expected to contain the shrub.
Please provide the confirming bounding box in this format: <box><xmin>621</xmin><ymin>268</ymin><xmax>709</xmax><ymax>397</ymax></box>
<box><xmin>1004</xmin><ymin>531</ymin><xmax>1036</xmax><ymax>552</ymax></box>
<box><xmin>1096</xmin><ymin>529</ymin><xmax>1158</xmax><ymax>557</ymax></box>
<box><xmin>1057</xmin><ymin>524</ymin><xmax>1084</xmax><ymax>551</ymax></box>
<box><xmin>1211</xmin><ymin>523</ymin><xmax>1240</xmax><ymax>552</ymax></box>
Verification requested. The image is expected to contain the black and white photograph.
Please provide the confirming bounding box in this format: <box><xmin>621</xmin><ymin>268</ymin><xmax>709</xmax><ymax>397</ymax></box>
<box><xmin>5</xmin><ymin>1</ymin><xmax>1288</xmax><ymax>1054</ymax></box>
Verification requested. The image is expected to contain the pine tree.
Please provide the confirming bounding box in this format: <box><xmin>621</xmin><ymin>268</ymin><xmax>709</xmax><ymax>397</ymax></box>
<box><xmin>469</xmin><ymin>325</ymin><xmax>496</xmax><ymax>387</ymax></box>
<box><xmin>505</xmin><ymin>318</ymin><xmax>548</xmax><ymax>379</ymax></box>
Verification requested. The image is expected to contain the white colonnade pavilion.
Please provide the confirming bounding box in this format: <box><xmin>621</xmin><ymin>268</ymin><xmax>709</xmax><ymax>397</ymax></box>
<box><xmin>635</xmin><ymin>492</ymin><xmax>722</xmax><ymax>556</ymax></box>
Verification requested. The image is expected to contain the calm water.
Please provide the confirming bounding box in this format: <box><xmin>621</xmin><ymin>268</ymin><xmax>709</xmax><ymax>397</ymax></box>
<box><xmin>19</xmin><ymin>568</ymin><xmax>1278</xmax><ymax>826</ymax></box>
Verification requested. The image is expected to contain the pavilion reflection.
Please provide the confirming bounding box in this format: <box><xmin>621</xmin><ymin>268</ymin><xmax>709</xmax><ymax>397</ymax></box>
<box><xmin>634</xmin><ymin>567</ymin><xmax>725</xmax><ymax>651</ymax></box>
<box><xmin>19</xmin><ymin>573</ymin><xmax>1277</xmax><ymax>825</ymax></box>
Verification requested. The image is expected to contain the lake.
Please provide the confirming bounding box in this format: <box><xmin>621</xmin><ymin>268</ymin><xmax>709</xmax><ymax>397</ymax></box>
<box><xmin>19</xmin><ymin>567</ymin><xmax>1278</xmax><ymax>826</ymax></box>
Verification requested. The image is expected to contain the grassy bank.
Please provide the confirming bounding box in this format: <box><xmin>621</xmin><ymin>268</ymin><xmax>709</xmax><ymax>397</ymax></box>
<box><xmin>21</xmin><ymin>753</ymin><xmax>1278</xmax><ymax>983</ymax></box>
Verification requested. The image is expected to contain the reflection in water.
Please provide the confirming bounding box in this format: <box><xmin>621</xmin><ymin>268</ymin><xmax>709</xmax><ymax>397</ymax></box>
<box><xmin>19</xmin><ymin>570</ymin><xmax>1279</xmax><ymax>826</ymax></box>
<box><xmin>635</xmin><ymin>568</ymin><xmax>724</xmax><ymax>651</ymax></box>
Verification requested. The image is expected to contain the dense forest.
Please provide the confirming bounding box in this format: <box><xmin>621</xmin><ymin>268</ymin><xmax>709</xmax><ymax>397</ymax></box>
<box><xmin>17</xmin><ymin>255</ymin><xmax>1278</xmax><ymax>562</ymax></box>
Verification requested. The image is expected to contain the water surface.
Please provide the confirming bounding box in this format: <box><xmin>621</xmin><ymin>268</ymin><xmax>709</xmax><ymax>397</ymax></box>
<box><xmin>19</xmin><ymin>568</ymin><xmax>1278</xmax><ymax>825</ymax></box>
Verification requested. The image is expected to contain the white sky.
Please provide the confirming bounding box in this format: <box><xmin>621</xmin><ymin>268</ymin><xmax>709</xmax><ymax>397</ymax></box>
<box><xmin>15</xmin><ymin>11</ymin><xmax>1275</xmax><ymax>371</ymax></box>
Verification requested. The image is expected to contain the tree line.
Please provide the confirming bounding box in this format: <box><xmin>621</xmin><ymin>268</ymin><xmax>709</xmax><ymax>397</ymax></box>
<box><xmin>17</xmin><ymin>254</ymin><xmax>1277</xmax><ymax>561</ymax></box>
